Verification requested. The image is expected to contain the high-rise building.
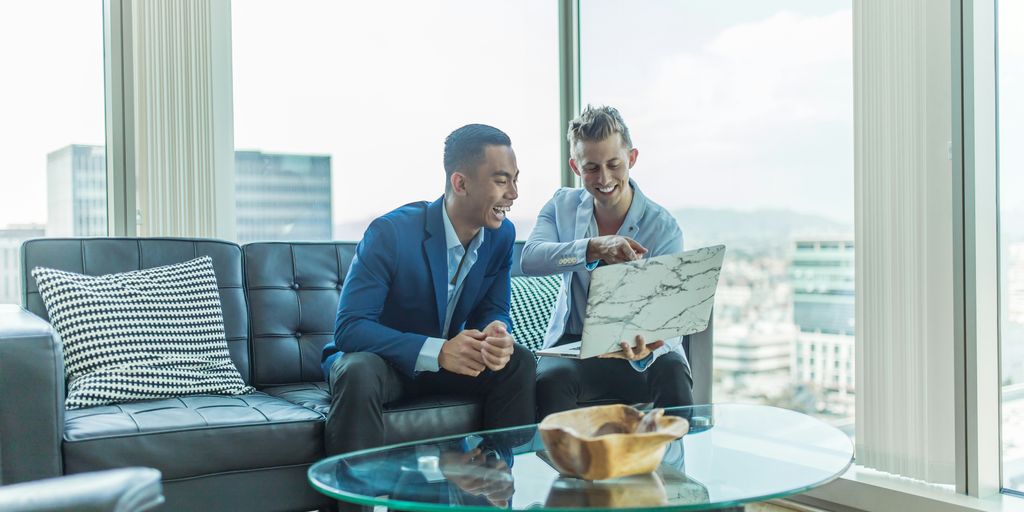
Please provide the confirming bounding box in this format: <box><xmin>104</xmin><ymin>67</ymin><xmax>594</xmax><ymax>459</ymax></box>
<box><xmin>234</xmin><ymin>150</ymin><xmax>332</xmax><ymax>242</ymax></box>
<box><xmin>715</xmin><ymin>321</ymin><xmax>796</xmax><ymax>376</ymax></box>
<box><xmin>45</xmin><ymin>146</ymin><xmax>333</xmax><ymax>243</ymax></box>
<box><xmin>790</xmin><ymin>238</ymin><xmax>856</xmax><ymax>406</ymax></box>
<box><xmin>0</xmin><ymin>225</ymin><xmax>46</xmax><ymax>305</ymax></box>
<box><xmin>46</xmin><ymin>145</ymin><xmax>107</xmax><ymax>237</ymax></box>
<box><xmin>711</xmin><ymin>254</ymin><xmax>798</xmax><ymax>402</ymax></box>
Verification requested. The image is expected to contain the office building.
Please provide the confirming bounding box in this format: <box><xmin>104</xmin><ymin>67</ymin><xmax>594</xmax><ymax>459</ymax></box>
<box><xmin>46</xmin><ymin>145</ymin><xmax>107</xmax><ymax>237</ymax></box>
<box><xmin>790</xmin><ymin>238</ymin><xmax>856</xmax><ymax>404</ymax></box>
<box><xmin>45</xmin><ymin>146</ymin><xmax>333</xmax><ymax>243</ymax></box>
<box><xmin>234</xmin><ymin>150</ymin><xmax>332</xmax><ymax>242</ymax></box>
<box><xmin>0</xmin><ymin>225</ymin><xmax>45</xmax><ymax>304</ymax></box>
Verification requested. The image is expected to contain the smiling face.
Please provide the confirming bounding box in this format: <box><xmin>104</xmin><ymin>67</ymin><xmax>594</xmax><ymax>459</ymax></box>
<box><xmin>571</xmin><ymin>133</ymin><xmax>637</xmax><ymax>212</ymax></box>
<box><xmin>450</xmin><ymin>144</ymin><xmax>519</xmax><ymax>232</ymax></box>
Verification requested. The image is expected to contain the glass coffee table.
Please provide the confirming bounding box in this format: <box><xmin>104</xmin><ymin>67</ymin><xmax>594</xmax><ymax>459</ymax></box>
<box><xmin>309</xmin><ymin>404</ymin><xmax>853</xmax><ymax>511</ymax></box>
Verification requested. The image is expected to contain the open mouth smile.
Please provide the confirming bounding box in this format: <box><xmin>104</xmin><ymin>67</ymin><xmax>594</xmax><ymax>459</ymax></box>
<box><xmin>492</xmin><ymin>205</ymin><xmax>511</xmax><ymax>220</ymax></box>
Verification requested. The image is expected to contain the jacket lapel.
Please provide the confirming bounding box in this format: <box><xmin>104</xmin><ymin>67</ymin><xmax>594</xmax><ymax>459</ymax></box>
<box><xmin>574</xmin><ymin>189</ymin><xmax>593</xmax><ymax>241</ymax></box>
<box><xmin>619</xmin><ymin>179</ymin><xmax>646</xmax><ymax>235</ymax></box>
<box><xmin>424</xmin><ymin>197</ymin><xmax>448</xmax><ymax>335</ymax></box>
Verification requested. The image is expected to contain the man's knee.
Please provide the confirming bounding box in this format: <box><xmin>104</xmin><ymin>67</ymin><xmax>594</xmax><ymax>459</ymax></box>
<box><xmin>506</xmin><ymin>343</ymin><xmax>536</xmax><ymax>375</ymax></box>
<box><xmin>647</xmin><ymin>353</ymin><xmax>693</xmax><ymax>403</ymax></box>
<box><xmin>330</xmin><ymin>352</ymin><xmax>390</xmax><ymax>398</ymax></box>
<box><xmin>536</xmin><ymin>359</ymin><xmax>581</xmax><ymax>393</ymax></box>
<box><xmin>651</xmin><ymin>352</ymin><xmax>689</xmax><ymax>375</ymax></box>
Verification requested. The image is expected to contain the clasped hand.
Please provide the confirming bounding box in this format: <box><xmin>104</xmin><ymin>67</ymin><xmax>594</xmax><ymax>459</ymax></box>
<box><xmin>438</xmin><ymin>320</ymin><xmax>514</xmax><ymax>377</ymax></box>
<box><xmin>440</xmin><ymin>448</ymin><xmax>514</xmax><ymax>507</ymax></box>
<box><xmin>598</xmin><ymin>334</ymin><xmax>664</xmax><ymax>361</ymax></box>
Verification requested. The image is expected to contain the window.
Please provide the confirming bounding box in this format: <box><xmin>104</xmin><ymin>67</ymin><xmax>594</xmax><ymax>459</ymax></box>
<box><xmin>231</xmin><ymin>1</ymin><xmax>561</xmax><ymax>243</ymax></box>
<box><xmin>581</xmin><ymin>0</ymin><xmax>853</xmax><ymax>427</ymax></box>
<box><xmin>0</xmin><ymin>1</ymin><xmax>106</xmax><ymax>304</ymax></box>
<box><xmin>1000</xmin><ymin>0</ymin><xmax>1024</xmax><ymax>495</ymax></box>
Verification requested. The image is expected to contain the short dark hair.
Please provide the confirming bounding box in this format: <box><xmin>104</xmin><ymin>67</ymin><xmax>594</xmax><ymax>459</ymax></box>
<box><xmin>567</xmin><ymin>105</ymin><xmax>633</xmax><ymax>158</ymax></box>
<box><xmin>443</xmin><ymin>124</ymin><xmax>512</xmax><ymax>182</ymax></box>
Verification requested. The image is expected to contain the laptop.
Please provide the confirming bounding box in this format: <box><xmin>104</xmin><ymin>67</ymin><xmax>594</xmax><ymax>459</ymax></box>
<box><xmin>536</xmin><ymin>244</ymin><xmax>726</xmax><ymax>359</ymax></box>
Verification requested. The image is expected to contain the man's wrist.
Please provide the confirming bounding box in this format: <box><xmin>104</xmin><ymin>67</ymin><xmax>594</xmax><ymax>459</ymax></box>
<box><xmin>416</xmin><ymin>336</ymin><xmax>447</xmax><ymax>372</ymax></box>
<box><xmin>630</xmin><ymin>352</ymin><xmax>655</xmax><ymax>371</ymax></box>
<box><xmin>585</xmin><ymin>238</ymin><xmax>597</xmax><ymax>262</ymax></box>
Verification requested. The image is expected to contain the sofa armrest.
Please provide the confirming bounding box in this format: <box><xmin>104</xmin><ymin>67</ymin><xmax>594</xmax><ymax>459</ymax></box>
<box><xmin>688</xmin><ymin>313</ymin><xmax>714</xmax><ymax>405</ymax></box>
<box><xmin>0</xmin><ymin>305</ymin><xmax>64</xmax><ymax>484</ymax></box>
<box><xmin>0</xmin><ymin>467</ymin><xmax>163</xmax><ymax>512</ymax></box>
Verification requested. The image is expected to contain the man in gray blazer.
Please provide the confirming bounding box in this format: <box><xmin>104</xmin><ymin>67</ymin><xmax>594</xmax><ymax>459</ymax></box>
<box><xmin>521</xmin><ymin>105</ymin><xmax>693</xmax><ymax>419</ymax></box>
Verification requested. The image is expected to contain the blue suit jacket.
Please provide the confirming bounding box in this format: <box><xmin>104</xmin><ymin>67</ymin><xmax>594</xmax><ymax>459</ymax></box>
<box><xmin>321</xmin><ymin>197</ymin><xmax>515</xmax><ymax>379</ymax></box>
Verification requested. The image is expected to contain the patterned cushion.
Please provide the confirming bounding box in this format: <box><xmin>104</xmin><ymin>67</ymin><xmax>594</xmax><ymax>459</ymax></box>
<box><xmin>510</xmin><ymin>275</ymin><xmax>561</xmax><ymax>353</ymax></box>
<box><xmin>31</xmin><ymin>256</ymin><xmax>254</xmax><ymax>409</ymax></box>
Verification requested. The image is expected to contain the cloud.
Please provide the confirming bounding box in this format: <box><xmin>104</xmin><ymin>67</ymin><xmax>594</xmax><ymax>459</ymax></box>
<box><xmin>611</xmin><ymin>8</ymin><xmax>855</xmax><ymax>223</ymax></box>
<box><xmin>644</xmin><ymin>9</ymin><xmax>852</xmax><ymax>142</ymax></box>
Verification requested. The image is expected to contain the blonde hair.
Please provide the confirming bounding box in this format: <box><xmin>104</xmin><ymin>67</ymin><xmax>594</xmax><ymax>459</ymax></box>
<box><xmin>567</xmin><ymin>105</ymin><xmax>633</xmax><ymax>157</ymax></box>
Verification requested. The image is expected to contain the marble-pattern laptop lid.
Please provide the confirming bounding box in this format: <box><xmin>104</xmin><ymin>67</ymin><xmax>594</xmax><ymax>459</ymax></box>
<box><xmin>580</xmin><ymin>245</ymin><xmax>726</xmax><ymax>358</ymax></box>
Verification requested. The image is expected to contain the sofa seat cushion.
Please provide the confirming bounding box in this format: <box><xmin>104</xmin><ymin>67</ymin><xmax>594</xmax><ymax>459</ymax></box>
<box><xmin>262</xmin><ymin>382</ymin><xmax>482</xmax><ymax>444</ymax></box>
<box><xmin>63</xmin><ymin>393</ymin><xmax>324</xmax><ymax>480</ymax></box>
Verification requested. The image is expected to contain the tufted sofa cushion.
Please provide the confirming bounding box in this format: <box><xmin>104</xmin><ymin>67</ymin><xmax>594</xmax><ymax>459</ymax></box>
<box><xmin>243</xmin><ymin>243</ymin><xmax>355</xmax><ymax>386</ymax></box>
<box><xmin>62</xmin><ymin>393</ymin><xmax>324</xmax><ymax>480</ymax></box>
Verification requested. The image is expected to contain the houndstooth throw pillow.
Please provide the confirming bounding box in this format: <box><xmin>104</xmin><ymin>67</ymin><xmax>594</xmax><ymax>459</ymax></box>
<box><xmin>32</xmin><ymin>256</ymin><xmax>254</xmax><ymax>409</ymax></box>
<box><xmin>509</xmin><ymin>275</ymin><xmax>562</xmax><ymax>353</ymax></box>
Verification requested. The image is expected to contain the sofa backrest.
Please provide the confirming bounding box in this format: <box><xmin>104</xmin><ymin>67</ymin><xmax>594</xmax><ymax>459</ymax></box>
<box><xmin>20</xmin><ymin>237</ymin><xmax>711</xmax><ymax>401</ymax></box>
<box><xmin>242</xmin><ymin>242</ymin><xmax>355</xmax><ymax>387</ymax></box>
<box><xmin>20</xmin><ymin>238</ymin><xmax>252</xmax><ymax>385</ymax></box>
<box><xmin>241</xmin><ymin>240</ymin><xmax>536</xmax><ymax>386</ymax></box>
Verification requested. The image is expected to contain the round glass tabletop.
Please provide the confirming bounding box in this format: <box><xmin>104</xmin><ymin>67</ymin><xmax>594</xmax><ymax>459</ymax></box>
<box><xmin>308</xmin><ymin>404</ymin><xmax>853</xmax><ymax>511</ymax></box>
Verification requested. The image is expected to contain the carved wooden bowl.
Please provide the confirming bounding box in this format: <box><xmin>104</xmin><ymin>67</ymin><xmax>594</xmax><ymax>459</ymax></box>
<box><xmin>538</xmin><ymin>404</ymin><xmax>689</xmax><ymax>481</ymax></box>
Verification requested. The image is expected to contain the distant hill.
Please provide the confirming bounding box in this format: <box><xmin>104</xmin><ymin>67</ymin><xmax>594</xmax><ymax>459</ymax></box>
<box><xmin>672</xmin><ymin>208</ymin><xmax>852</xmax><ymax>256</ymax></box>
<box><xmin>334</xmin><ymin>207</ymin><xmax>854</xmax><ymax>255</ymax></box>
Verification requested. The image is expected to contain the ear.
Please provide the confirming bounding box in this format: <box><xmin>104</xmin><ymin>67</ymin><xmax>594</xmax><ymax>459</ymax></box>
<box><xmin>450</xmin><ymin>172</ymin><xmax>468</xmax><ymax>195</ymax></box>
<box><xmin>627</xmin><ymin>148</ymin><xmax>639</xmax><ymax>169</ymax></box>
<box><xmin>569</xmin><ymin>158</ymin><xmax>582</xmax><ymax>178</ymax></box>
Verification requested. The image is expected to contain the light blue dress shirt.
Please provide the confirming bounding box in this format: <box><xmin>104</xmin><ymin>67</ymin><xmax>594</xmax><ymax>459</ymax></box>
<box><xmin>521</xmin><ymin>179</ymin><xmax>688</xmax><ymax>373</ymax></box>
<box><xmin>414</xmin><ymin>203</ymin><xmax>486</xmax><ymax>373</ymax></box>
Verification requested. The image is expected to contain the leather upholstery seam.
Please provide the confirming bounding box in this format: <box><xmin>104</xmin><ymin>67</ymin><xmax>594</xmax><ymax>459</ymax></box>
<box><xmin>63</xmin><ymin>417</ymin><xmax>326</xmax><ymax>443</ymax></box>
<box><xmin>159</xmin><ymin>461</ymin><xmax>314</xmax><ymax>483</ymax></box>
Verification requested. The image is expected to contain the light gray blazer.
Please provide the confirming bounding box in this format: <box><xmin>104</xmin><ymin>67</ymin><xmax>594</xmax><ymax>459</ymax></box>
<box><xmin>520</xmin><ymin>179</ymin><xmax>688</xmax><ymax>369</ymax></box>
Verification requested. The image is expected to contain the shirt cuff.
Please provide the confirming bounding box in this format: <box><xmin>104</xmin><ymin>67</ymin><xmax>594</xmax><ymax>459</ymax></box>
<box><xmin>629</xmin><ymin>353</ymin><xmax>655</xmax><ymax>372</ymax></box>
<box><xmin>572</xmin><ymin>238</ymin><xmax>601</xmax><ymax>270</ymax></box>
<box><xmin>416</xmin><ymin>337</ymin><xmax>446</xmax><ymax>372</ymax></box>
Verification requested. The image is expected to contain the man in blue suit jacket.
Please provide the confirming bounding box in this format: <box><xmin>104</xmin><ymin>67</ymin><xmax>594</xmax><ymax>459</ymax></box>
<box><xmin>321</xmin><ymin>124</ymin><xmax>536</xmax><ymax>457</ymax></box>
<box><xmin>521</xmin><ymin>106</ymin><xmax>693</xmax><ymax>419</ymax></box>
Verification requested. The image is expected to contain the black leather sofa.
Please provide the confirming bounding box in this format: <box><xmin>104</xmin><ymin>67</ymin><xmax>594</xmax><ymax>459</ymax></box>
<box><xmin>0</xmin><ymin>467</ymin><xmax>164</xmax><ymax>512</ymax></box>
<box><xmin>0</xmin><ymin>237</ymin><xmax>713</xmax><ymax>511</ymax></box>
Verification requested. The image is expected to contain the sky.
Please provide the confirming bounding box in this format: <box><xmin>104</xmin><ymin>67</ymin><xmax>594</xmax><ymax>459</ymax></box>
<box><xmin>0</xmin><ymin>1</ymin><xmax>105</xmax><ymax>227</ymax></box>
<box><xmin>582</xmin><ymin>0</ymin><xmax>855</xmax><ymax>224</ymax></box>
<box><xmin>0</xmin><ymin>0</ymin><xmax>1020</xmax><ymax>233</ymax></box>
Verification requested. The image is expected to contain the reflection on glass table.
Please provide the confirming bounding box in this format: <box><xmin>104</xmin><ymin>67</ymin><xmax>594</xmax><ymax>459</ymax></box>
<box><xmin>308</xmin><ymin>404</ymin><xmax>853</xmax><ymax>511</ymax></box>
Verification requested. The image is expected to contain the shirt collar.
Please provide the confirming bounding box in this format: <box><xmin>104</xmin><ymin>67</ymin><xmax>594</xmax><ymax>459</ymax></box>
<box><xmin>621</xmin><ymin>178</ymin><xmax>648</xmax><ymax>229</ymax></box>
<box><xmin>442</xmin><ymin>202</ymin><xmax>485</xmax><ymax>252</ymax></box>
